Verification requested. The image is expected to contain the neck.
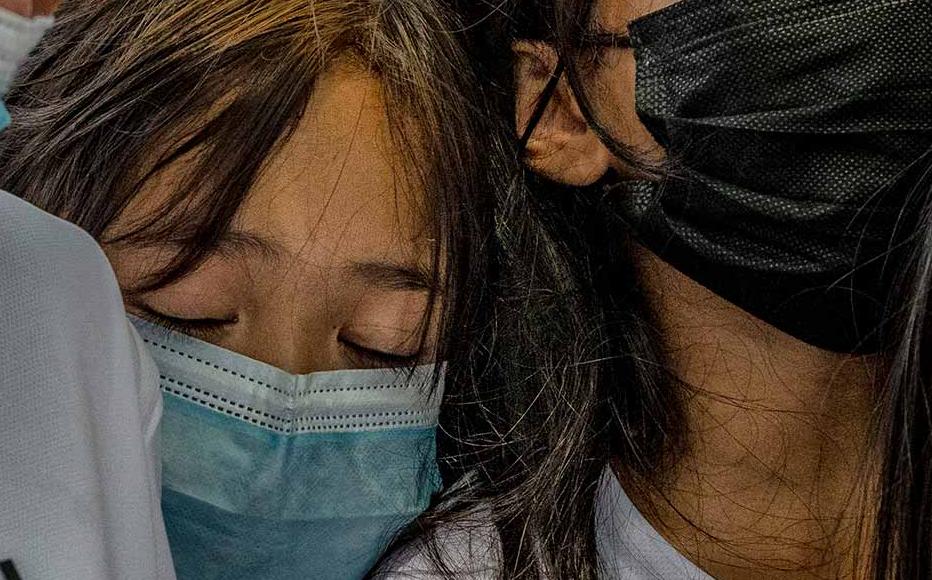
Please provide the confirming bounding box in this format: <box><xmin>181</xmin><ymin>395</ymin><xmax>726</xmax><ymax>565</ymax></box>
<box><xmin>624</xmin><ymin>246</ymin><xmax>879</xmax><ymax>580</ymax></box>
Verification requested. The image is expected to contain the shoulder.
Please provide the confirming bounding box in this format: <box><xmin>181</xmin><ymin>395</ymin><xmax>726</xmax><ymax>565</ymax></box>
<box><xmin>0</xmin><ymin>192</ymin><xmax>169</xmax><ymax>578</ymax></box>
<box><xmin>0</xmin><ymin>190</ymin><xmax>110</xmax><ymax>272</ymax></box>
<box><xmin>0</xmin><ymin>9</ymin><xmax>54</xmax><ymax>94</ymax></box>
<box><xmin>0</xmin><ymin>189</ymin><xmax>156</xmax><ymax>407</ymax></box>
<box><xmin>0</xmin><ymin>190</ymin><xmax>118</xmax><ymax>308</ymax></box>
<box><xmin>374</xmin><ymin>515</ymin><xmax>503</xmax><ymax>580</ymax></box>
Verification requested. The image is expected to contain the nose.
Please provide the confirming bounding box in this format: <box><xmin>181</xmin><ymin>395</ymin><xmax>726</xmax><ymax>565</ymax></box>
<box><xmin>252</xmin><ymin>322</ymin><xmax>341</xmax><ymax>375</ymax></box>
<box><xmin>227</xmin><ymin>304</ymin><xmax>343</xmax><ymax>375</ymax></box>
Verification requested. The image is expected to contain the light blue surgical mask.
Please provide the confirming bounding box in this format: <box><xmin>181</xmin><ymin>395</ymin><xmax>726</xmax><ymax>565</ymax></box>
<box><xmin>130</xmin><ymin>317</ymin><xmax>444</xmax><ymax>580</ymax></box>
<box><xmin>0</xmin><ymin>8</ymin><xmax>53</xmax><ymax>130</ymax></box>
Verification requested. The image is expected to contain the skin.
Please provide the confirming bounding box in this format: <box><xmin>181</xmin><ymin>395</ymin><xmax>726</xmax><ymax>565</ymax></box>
<box><xmin>515</xmin><ymin>1</ymin><xmax>877</xmax><ymax>578</ymax></box>
<box><xmin>0</xmin><ymin>0</ymin><xmax>58</xmax><ymax>17</ymax></box>
<box><xmin>107</xmin><ymin>63</ymin><xmax>439</xmax><ymax>374</ymax></box>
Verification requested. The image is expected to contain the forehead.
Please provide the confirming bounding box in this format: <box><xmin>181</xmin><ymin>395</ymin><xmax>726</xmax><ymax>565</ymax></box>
<box><xmin>119</xmin><ymin>61</ymin><xmax>434</xmax><ymax>278</ymax></box>
<box><xmin>234</xmin><ymin>63</ymin><xmax>431</xmax><ymax>268</ymax></box>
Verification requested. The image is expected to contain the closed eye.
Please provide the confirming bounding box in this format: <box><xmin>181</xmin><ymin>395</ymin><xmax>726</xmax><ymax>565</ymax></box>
<box><xmin>337</xmin><ymin>335</ymin><xmax>420</xmax><ymax>368</ymax></box>
<box><xmin>130</xmin><ymin>302</ymin><xmax>238</xmax><ymax>341</ymax></box>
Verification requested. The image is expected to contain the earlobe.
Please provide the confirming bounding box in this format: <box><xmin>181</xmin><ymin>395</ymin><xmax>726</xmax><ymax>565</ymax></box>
<box><xmin>524</xmin><ymin>127</ymin><xmax>614</xmax><ymax>187</ymax></box>
<box><xmin>513</xmin><ymin>41</ymin><xmax>613</xmax><ymax>187</ymax></box>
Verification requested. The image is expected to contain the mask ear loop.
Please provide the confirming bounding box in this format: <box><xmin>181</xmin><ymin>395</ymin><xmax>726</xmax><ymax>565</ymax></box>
<box><xmin>519</xmin><ymin>32</ymin><xmax>663</xmax><ymax>184</ymax></box>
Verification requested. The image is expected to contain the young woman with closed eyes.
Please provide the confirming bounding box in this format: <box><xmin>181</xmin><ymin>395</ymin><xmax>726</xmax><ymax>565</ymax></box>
<box><xmin>0</xmin><ymin>1</ymin><xmax>512</xmax><ymax>577</ymax></box>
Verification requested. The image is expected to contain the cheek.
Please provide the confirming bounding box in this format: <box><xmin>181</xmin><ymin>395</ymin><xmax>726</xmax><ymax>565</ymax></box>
<box><xmin>1</xmin><ymin>0</ymin><xmax>33</xmax><ymax>16</ymax></box>
<box><xmin>588</xmin><ymin>50</ymin><xmax>666</xmax><ymax>166</ymax></box>
<box><xmin>590</xmin><ymin>0</ymin><xmax>680</xmax><ymax>164</ymax></box>
<box><xmin>33</xmin><ymin>0</ymin><xmax>59</xmax><ymax>15</ymax></box>
<box><xmin>597</xmin><ymin>53</ymin><xmax>648</xmax><ymax>145</ymax></box>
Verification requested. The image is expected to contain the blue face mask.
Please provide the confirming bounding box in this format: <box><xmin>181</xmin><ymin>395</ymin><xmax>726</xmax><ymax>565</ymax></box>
<box><xmin>130</xmin><ymin>317</ymin><xmax>444</xmax><ymax>580</ymax></box>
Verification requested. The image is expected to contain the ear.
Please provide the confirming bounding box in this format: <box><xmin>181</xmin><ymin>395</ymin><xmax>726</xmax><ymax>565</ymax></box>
<box><xmin>513</xmin><ymin>40</ymin><xmax>613</xmax><ymax>187</ymax></box>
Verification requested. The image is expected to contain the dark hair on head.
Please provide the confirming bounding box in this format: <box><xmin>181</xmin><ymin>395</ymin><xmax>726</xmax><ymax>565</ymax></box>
<box><xmin>418</xmin><ymin>1</ymin><xmax>932</xmax><ymax>579</ymax></box>
<box><xmin>0</xmin><ymin>0</ymin><xmax>505</xmax><ymax>389</ymax></box>
<box><xmin>372</xmin><ymin>2</ymin><xmax>679</xmax><ymax>579</ymax></box>
<box><xmin>1</xmin><ymin>3</ymin><xmax>632</xmax><ymax>576</ymax></box>
<box><xmin>0</xmin><ymin>2</ymin><xmax>630</xmax><ymax>578</ymax></box>
<box><xmin>872</xmin><ymin>153</ymin><xmax>932</xmax><ymax>579</ymax></box>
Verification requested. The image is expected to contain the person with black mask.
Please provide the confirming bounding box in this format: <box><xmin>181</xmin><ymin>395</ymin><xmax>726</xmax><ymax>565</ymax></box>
<box><xmin>376</xmin><ymin>0</ymin><xmax>932</xmax><ymax>578</ymax></box>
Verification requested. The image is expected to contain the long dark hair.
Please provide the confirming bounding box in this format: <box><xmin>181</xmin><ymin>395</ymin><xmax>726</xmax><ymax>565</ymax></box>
<box><xmin>873</xmin><ymin>158</ymin><xmax>932</xmax><ymax>578</ymax></box>
<box><xmin>443</xmin><ymin>0</ymin><xmax>932</xmax><ymax>578</ymax></box>
<box><xmin>0</xmin><ymin>0</ymin><xmax>507</xmax><ymax>398</ymax></box>
<box><xmin>0</xmin><ymin>3</ymin><xmax>626</xmax><ymax>578</ymax></box>
<box><xmin>373</xmin><ymin>3</ymin><xmax>677</xmax><ymax>578</ymax></box>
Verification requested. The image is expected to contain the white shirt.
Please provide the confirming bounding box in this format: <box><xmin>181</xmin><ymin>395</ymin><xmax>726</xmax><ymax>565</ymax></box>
<box><xmin>376</xmin><ymin>468</ymin><xmax>711</xmax><ymax>579</ymax></box>
<box><xmin>596</xmin><ymin>470</ymin><xmax>712</xmax><ymax>579</ymax></box>
<box><xmin>0</xmin><ymin>173</ymin><xmax>173</xmax><ymax>577</ymax></box>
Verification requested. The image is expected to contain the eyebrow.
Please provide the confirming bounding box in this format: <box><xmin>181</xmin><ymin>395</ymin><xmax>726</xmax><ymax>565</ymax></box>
<box><xmin>207</xmin><ymin>230</ymin><xmax>436</xmax><ymax>290</ymax></box>
<box><xmin>147</xmin><ymin>229</ymin><xmax>434</xmax><ymax>290</ymax></box>
<box><xmin>348</xmin><ymin>260</ymin><xmax>436</xmax><ymax>292</ymax></box>
<box><xmin>201</xmin><ymin>229</ymin><xmax>286</xmax><ymax>261</ymax></box>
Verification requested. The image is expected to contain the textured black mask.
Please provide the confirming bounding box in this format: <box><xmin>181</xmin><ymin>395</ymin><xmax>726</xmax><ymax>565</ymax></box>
<box><xmin>608</xmin><ymin>0</ymin><xmax>932</xmax><ymax>352</ymax></box>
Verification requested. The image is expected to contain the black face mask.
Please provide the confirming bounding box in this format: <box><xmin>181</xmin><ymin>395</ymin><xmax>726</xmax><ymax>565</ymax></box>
<box><xmin>606</xmin><ymin>0</ymin><xmax>932</xmax><ymax>353</ymax></box>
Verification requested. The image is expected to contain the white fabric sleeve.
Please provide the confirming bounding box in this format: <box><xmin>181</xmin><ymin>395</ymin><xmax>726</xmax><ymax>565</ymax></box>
<box><xmin>373</xmin><ymin>511</ymin><xmax>501</xmax><ymax>580</ymax></box>
<box><xmin>0</xmin><ymin>191</ymin><xmax>175</xmax><ymax>580</ymax></box>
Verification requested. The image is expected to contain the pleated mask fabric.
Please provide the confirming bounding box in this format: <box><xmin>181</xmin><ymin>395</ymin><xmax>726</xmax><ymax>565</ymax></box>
<box><xmin>131</xmin><ymin>316</ymin><xmax>444</xmax><ymax>580</ymax></box>
<box><xmin>610</xmin><ymin>0</ymin><xmax>932</xmax><ymax>352</ymax></box>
